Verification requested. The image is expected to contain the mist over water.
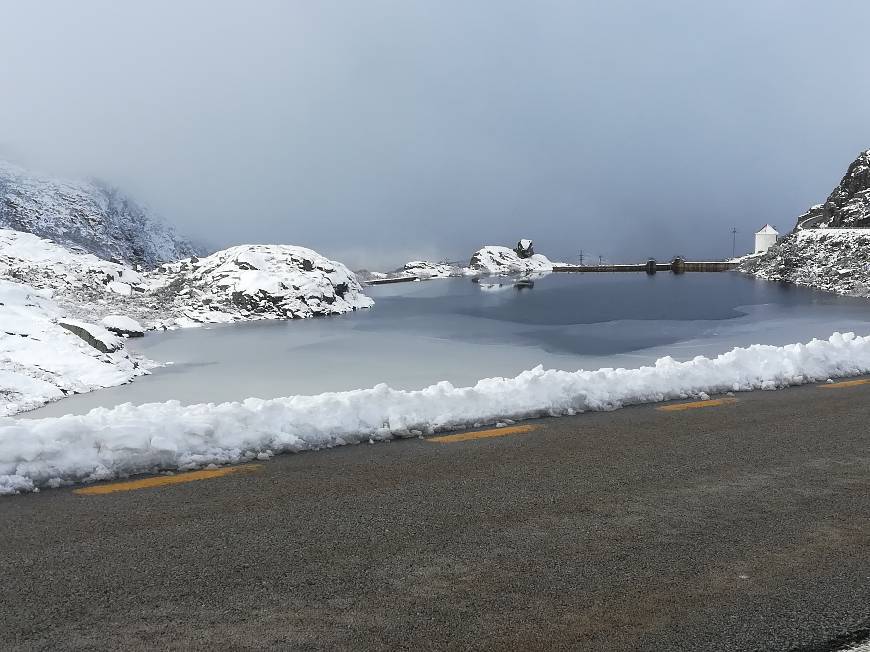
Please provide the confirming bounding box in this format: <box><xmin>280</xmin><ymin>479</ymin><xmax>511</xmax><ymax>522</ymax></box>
<box><xmin>30</xmin><ymin>274</ymin><xmax>870</xmax><ymax>417</ymax></box>
<box><xmin>2</xmin><ymin>2</ymin><xmax>870</xmax><ymax>268</ymax></box>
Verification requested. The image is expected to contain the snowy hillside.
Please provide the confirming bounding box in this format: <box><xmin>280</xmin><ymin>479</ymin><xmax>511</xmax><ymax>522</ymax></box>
<box><xmin>742</xmin><ymin>149</ymin><xmax>870</xmax><ymax>295</ymax></box>
<box><xmin>0</xmin><ymin>280</ymin><xmax>147</xmax><ymax>416</ymax></box>
<box><xmin>0</xmin><ymin>160</ymin><xmax>201</xmax><ymax>268</ymax></box>
<box><xmin>742</xmin><ymin>229</ymin><xmax>870</xmax><ymax>296</ymax></box>
<box><xmin>400</xmin><ymin>260</ymin><xmax>463</xmax><ymax>278</ymax></box>
<box><xmin>468</xmin><ymin>246</ymin><xmax>554</xmax><ymax>274</ymax></box>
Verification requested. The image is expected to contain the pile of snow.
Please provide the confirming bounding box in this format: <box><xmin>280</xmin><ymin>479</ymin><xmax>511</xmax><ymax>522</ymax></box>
<box><xmin>0</xmin><ymin>280</ymin><xmax>147</xmax><ymax>417</ymax></box>
<box><xmin>150</xmin><ymin>245</ymin><xmax>374</xmax><ymax>325</ymax></box>
<box><xmin>742</xmin><ymin>229</ymin><xmax>870</xmax><ymax>297</ymax></box>
<box><xmin>3</xmin><ymin>331</ymin><xmax>870</xmax><ymax>494</ymax></box>
<box><xmin>468</xmin><ymin>246</ymin><xmax>554</xmax><ymax>275</ymax></box>
<box><xmin>101</xmin><ymin>315</ymin><xmax>145</xmax><ymax>337</ymax></box>
<box><xmin>0</xmin><ymin>160</ymin><xmax>201</xmax><ymax>267</ymax></box>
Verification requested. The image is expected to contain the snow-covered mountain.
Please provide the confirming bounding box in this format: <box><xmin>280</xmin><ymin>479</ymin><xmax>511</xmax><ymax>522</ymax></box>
<box><xmin>742</xmin><ymin>149</ymin><xmax>870</xmax><ymax>296</ymax></box>
<box><xmin>0</xmin><ymin>160</ymin><xmax>201</xmax><ymax>268</ymax></box>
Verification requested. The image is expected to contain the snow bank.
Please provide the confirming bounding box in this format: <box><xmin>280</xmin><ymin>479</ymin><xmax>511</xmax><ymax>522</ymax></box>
<box><xmin>468</xmin><ymin>246</ymin><xmax>553</xmax><ymax>274</ymax></box>
<box><xmin>3</xmin><ymin>332</ymin><xmax>870</xmax><ymax>495</ymax></box>
<box><xmin>101</xmin><ymin>315</ymin><xmax>145</xmax><ymax>337</ymax></box>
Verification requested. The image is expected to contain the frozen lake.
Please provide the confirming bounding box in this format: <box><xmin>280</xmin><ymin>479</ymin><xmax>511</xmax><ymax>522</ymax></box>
<box><xmin>30</xmin><ymin>272</ymin><xmax>870</xmax><ymax>417</ymax></box>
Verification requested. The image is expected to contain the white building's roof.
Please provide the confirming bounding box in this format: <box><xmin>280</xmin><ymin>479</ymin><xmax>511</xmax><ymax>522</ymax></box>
<box><xmin>756</xmin><ymin>224</ymin><xmax>779</xmax><ymax>235</ymax></box>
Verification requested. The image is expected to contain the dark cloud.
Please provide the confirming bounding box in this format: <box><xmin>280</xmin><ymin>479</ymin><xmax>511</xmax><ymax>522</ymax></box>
<box><xmin>2</xmin><ymin>0</ymin><xmax>869</xmax><ymax>268</ymax></box>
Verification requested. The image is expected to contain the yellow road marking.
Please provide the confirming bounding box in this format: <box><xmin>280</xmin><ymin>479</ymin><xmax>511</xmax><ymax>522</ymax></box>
<box><xmin>73</xmin><ymin>464</ymin><xmax>261</xmax><ymax>495</ymax></box>
<box><xmin>427</xmin><ymin>424</ymin><xmax>538</xmax><ymax>443</ymax></box>
<box><xmin>819</xmin><ymin>378</ymin><xmax>870</xmax><ymax>389</ymax></box>
<box><xmin>656</xmin><ymin>397</ymin><xmax>738</xmax><ymax>412</ymax></box>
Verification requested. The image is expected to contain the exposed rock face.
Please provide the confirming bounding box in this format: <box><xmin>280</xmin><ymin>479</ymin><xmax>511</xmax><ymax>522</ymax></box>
<box><xmin>514</xmin><ymin>239</ymin><xmax>534</xmax><ymax>259</ymax></box>
<box><xmin>796</xmin><ymin>150</ymin><xmax>870</xmax><ymax>228</ymax></box>
<box><xmin>0</xmin><ymin>160</ymin><xmax>202</xmax><ymax>268</ymax></box>
<box><xmin>469</xmin><ymin>246</ymin><xmax>553</xmax><ymax>275</ymax></box>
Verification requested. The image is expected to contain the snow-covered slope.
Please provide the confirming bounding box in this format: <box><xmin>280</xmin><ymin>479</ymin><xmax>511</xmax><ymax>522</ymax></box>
<box><xmin>150</xmin><ymin>245</ymin><xmax>374</xmax><ymax>325</ymax></box>
<box><xmin>0</xmin><ymin>280</ymin><xmax>147</xmax><ymax>416</ymax></box>
<box><xmin>3</xmin><ymin>331</ymin><xmax>869</xmax><ymax>494</ymax></box>
<box><xmin>468</xmin><ymin>246</ymin><xmax>554</xmax><ymax>274</ymax></box>
<box><xmin>399</xmin><ymin>260</ymin><xmax>463</xmax><ymax>278</ymax></box>
<box><xmin>742</xmin><ymin>229</ymin><xmax>870</xmax><ymax>296</ymax></box>
<box><xmin>0</xmin><ymin>160</ymin><xmax>201</xmax><ymax>268</ymax></box>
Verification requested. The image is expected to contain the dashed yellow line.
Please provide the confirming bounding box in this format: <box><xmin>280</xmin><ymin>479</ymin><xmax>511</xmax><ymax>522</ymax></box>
<box><xmin>819</xmin><ymin>378</ymin><xmax>870</xmax><ymax>389</ymax></box>
<box><xmin>427</xmin><ymin>424</ymin><xmax>539</xmax><ymax>443</ymax></box>
<box><xmin>73</xmin><ymin>464</ymin><xmax>261</xmax><ymax>495</ymax></box>
<box><xmin>656</xmin><ymin>397</ymin><xmax>738</xmax><ymax>412</ymax></box>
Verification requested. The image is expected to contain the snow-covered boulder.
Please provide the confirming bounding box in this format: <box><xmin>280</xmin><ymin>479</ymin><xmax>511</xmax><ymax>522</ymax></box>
<box><xmin>0</xmin><ymin>160</ymin><xmax>201</xmax><ymax>268</ymax></box>
<box><xmin>0</xmin><ymin>280</ymin><xmax>147</xmax><ymax>416</ymax></box>
<box><xmin>514</xmin><ymin>239</ymin><xmax>534</xmax><ymax>259</ymax></box>
<box><xmin>468</xmin><ymin>246</ymin><xmax>554</xmax><ymax>275</ymax></box>
<box><xmin>101</xmin><ymin>315</ymin><xmax>145</xmax><ymax>338</ymax></box>
<box><xmin>151</xmin><ymin>244</ymin><xmax>374</xmax><ymax>325</ymax></box>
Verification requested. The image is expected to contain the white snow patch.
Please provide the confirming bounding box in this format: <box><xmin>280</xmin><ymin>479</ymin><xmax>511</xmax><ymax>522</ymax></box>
<box><xmin>3</xmin><ymin>331</ymin><xmax>870</xmax><ymax>494</ymax></box>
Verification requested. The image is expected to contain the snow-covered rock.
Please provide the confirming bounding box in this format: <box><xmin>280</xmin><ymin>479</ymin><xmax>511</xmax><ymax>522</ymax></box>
<box><xmin>742</xmin><ymin>229</ymin><xmax>870</xmax><ymax>296</ymax></box>
<box><xmin>400</xmin><ymin>260</ymin><xmax>463</xmax><ymax>278</ymax></box>
<box><xmin>3</xmin><ymin>330</ymin><xmax>870</xmax><ymax>494</ymax></box>
<box><xmin>0</xmin><ymin>160</ymin><xmax>201</xmax><ymax>268</ymax></box>
<box><xmin>101</xmin><ymin>315</ymin><xmax>145</xmax><ymax>338</ymax></box>
<box><xmin>0</xmin><ymin>280</ymin><xmax>147</xmax><ymax>416</ymax></box>
<box><xmin>468</xmin><ymin>246</ymin><xmax>554</xmax><ymax>274</ymax></box>
<box><xmin>150</xmin><ymin>244</ymin><xmax>374</xmax><ymax>325</ymax></box>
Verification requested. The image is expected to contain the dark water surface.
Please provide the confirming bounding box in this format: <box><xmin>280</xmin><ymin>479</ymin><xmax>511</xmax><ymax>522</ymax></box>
<box><xmin>31</xmin><ymin>273</ymin><xmax>870</xmax><ymax>416</ymax></box>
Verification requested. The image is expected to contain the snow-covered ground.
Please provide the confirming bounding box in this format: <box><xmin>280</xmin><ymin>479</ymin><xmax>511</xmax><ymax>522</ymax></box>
<box><xmin>0</xmin><ymin>280</ymin><xmax>148</xmax><ymax>417</ymax></box>
<box><xmin>3</xmin><ymin>331</ymin><xmax>870</xmax><ymax>494</ymax></box>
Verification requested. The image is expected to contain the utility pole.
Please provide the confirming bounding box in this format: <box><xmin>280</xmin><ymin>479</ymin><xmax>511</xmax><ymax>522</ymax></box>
<box><xmin>731</xmin><ymin>227</ymin><xmax>738</xmax><ymax>258</ymax></box>
<box><xmin>578</xmin><ymin>250</ymin><xmax>585</xmax><ymax>265</ymax></box>
<box><xmin>598</xmin><ymin>254</ymin><xmax>604</xmax><ymax>265</ymax></box>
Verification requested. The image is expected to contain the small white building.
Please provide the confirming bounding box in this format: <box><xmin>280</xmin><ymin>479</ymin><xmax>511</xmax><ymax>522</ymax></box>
<box><xmin>754</xmin><ymin>224</ymin><xmax>779</xmax><ymax>254</ymax></box>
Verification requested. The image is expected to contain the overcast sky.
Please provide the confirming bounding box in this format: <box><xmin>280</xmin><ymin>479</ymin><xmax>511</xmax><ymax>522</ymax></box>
<box><xmin>2</xmin><ymin>1</ymin><xmax>869</xmax><ymax>268</ymax></box>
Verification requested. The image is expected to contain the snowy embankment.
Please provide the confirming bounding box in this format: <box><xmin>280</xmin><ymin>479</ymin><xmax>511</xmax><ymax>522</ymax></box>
<box><xmin>0</xmin><ymin>280</ymin><xmax>147</xmax><ymax>417</ymax></box>
<box><xmin>3</xmin><ymin>331</ymin><xmax>870</xmax><ymax>494</ymax></box>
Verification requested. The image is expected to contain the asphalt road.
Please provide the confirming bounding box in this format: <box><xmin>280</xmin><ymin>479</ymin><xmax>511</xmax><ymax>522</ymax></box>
<box><xmin>2</xmin><ymin>380</ymin><xmax>870</xmax><ymax>651</ymax></box>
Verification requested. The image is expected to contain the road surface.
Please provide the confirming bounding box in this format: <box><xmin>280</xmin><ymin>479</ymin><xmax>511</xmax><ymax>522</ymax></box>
<box><xmin>2</xmin><ymin>379</ymin><xmax>870</xmax><ymax>651</ymax></box>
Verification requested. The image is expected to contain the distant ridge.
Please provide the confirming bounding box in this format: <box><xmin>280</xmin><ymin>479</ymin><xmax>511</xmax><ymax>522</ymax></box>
<box><xmin>0</xmin><ymin>160</ymin><xmax>203</xmax><ymax>268</ymax></box>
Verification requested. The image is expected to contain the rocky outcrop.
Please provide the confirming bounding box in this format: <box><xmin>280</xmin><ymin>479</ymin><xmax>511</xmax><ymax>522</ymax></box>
<box><xmin>468</xmin><ymin>246</ymin><xmax>553</xmax><ymax>275</ymax></box>
<box><xmin>399</xmin><ymin>260</ymin><xmax>463</xmax><ymax>278</ymax></box>
<box><xmin>150</xmin><ymin>245</ymin><xmax>374</xmax><ymax>325</ymax></box>
<box><xmin>0</xmin><ymin>160</ymin><xmax>202</xmax><ymax>268</ymax></box>
<box><xmin>796</xmin><ymin>150</ymin><xmax>870</xmax><ymax>229</ymax></box>
<box><xmin>514</xmin><ymin>239</ymin><xmax>534</xmax><ymax>259</ymax></box>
